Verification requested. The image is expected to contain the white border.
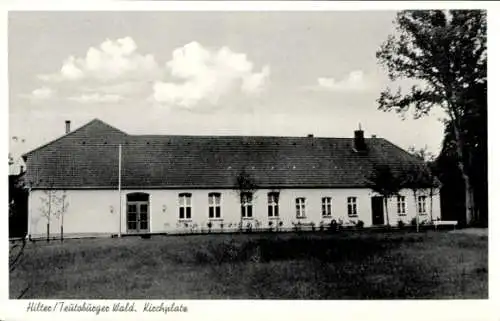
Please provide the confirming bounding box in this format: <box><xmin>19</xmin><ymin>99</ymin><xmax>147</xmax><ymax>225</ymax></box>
<box><xmin>2</xmin><ymin>1</ymin><xmax>498</xmax><ymax>11</ymax></box>
<box><xmin>2</xmin><ymin>2</ymin><xmax>498</xmax><ymax>321</ymax></box>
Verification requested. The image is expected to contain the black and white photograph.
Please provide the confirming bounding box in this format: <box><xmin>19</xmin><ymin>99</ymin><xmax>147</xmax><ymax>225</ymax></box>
<box><xmin>7</xmin><ymin>4</ymin><xmax>489</xmax><ymax>310</ymax></box>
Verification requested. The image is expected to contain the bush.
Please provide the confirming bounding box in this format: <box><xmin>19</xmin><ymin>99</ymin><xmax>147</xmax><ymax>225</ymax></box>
<box><xmin>397</xmin><ymin>220</ymin><xmax>405</xmax><ymax>228</ymax></box>
<box><xmin>329</xmin><ymin>219</ymin><xmax>338</xmax><ymax>231</ymax></box>
<box><xmin>356</xmin><ymin>220</ymin><xmax>364</xmax><ymax>228</ymax></box>
<box><xmin>410</xmin><ymin>217</ymin><xmax>428</xmax><ymax>227</ymax></box>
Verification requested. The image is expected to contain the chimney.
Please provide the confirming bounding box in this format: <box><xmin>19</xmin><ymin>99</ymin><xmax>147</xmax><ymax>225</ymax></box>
<box><xmin>65</xmin><ymin>120</ymin><xmax>71</xmax><ymax>134</ymax></box>
<box><xmin>354</xmin><ymin>124</ymin><xmax>367</xmax><ymax>152</ymax></box>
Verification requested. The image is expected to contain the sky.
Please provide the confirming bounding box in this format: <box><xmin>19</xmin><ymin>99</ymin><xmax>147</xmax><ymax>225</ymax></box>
<box><xmin>8</xmin><ymin>11</ymin><xmax>446</xmax><ymax>166</ymax></box>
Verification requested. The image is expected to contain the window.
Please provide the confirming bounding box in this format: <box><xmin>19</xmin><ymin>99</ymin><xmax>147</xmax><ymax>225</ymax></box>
<box><xmin>296</xmin><ymin>197</ymin><xmax>306</xmax><ymax>218</ymax></box>
<box><xmin>397</xmin><ymin>196</ymin><xmax>406</xmax><ymax>215</ymax></box>
<box><xmin>178</xmin><ymin>193</ymin><xmax>192</xmax><ymax>219</ymax></box>
<box><xmin>208</xmin><ymin>193</ymin><xmax>221</xmax><ymax>219</ymax></box>
<box><xmin>322</xmin><ymin>197</ymin><xmax>332</xmax><ymax>217</ymax></box>
<box><xmin>418</xmin><ymin>195</ymin><xmax>427</xmax><ymax>215</ymax></box>
<box><xmin>241</xmin><ymin>192</ymin><xmax>253</xmax><ymax>218</ymax></box>
<box><xmin>347</xmin><ymin>197</ymin><xmax>357</xmax><ymax>216</ymax></box>
<box><xmin>268</xmin><ymin>192</ymin><xmax>279</xmax><ymax>217</ymax></box>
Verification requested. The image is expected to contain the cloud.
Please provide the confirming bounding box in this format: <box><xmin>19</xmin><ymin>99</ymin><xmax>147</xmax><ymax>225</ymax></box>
<box><xmin>39</xmin><ymin>37</ymin><xmax>160</xmax><ymax>82</ymax></box>
<box><xmin>68</xmin><ymin>93</ymin><xmax>124</xmax><ymax>103</ymax></box>
<box><xmin>153</xmin><ymin>42</ymin><xmax>270</xmax><ymax>108</ymax></box>
<box><xmin>30</xmin><ymin>87</ymin><xmax>54</xmax><ymax>100</ymax></box>
<box><xmin>315</xmin><ymin>70</ymin><xmax>371</xmax><ymax>92</ymax></box>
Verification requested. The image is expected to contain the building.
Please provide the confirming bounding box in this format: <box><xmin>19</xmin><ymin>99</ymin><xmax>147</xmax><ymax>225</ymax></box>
<box><xmin>9</xmin><ymin>171</ymin><xmax>28</xmax><ymax>238</ymax></box>
<box><xmin>22</xmin><ymin>119</ymin><xmax>441</xmax><ymax>238</ymax></box>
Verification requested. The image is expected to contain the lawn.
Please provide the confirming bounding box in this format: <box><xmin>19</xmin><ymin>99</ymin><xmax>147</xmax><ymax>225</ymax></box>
<box><xmin>9</xmin><ymin>229</ymin><xmax>488</xmax><ymax>299</ymax></box>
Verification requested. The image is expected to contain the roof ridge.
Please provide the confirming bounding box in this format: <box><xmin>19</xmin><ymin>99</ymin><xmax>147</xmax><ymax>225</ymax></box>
<box><xmin>129</xmin><ymin>134</ymin><xmax>359</xmax><ymax>139</ymax></box>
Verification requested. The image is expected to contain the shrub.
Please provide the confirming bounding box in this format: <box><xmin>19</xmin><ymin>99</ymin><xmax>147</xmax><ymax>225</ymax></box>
<box><xmin>207</xmin><ymin>222</ymin><xmax>213</xmax><ymax>232</ymax></box>
<box><xmin>410</xmin><ymin>217</ymin><xmax>417</xmax><ymax>226</ymax></box>
<box><xmin>356</xmin><ymin>220</ymin><xmax>364</xmax><ymax>228</ymax></box>
<box><xmin>310</xmin><ymin>222</ymin><xmax>316</xmax><ymax>231</ymax></box>
<box><xmin>397</xmin><ymin>220</ymin><xmax>405</xmax><ymax>228</ymax></box>
<box><xmin>329</xmin><ymin>219</ymin><xmax>338</xmax><ymax>231</ymax></box>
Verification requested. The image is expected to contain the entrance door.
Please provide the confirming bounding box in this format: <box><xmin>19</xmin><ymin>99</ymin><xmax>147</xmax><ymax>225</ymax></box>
<box><xmin>371</xmin><ymin>196</ymin><xmax>385</xmax><ymax>225</ymax></box>
<box><xmin>126</xmin><ymin>193</ymin><xmax>150</xmax><ymax>233</ymax></box>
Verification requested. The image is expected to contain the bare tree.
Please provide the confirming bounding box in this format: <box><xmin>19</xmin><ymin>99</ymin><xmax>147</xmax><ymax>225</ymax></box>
<box><xmin>407</xmin><ymin>145</ymin><xmax>435</xmax><ymax>162</ymax></box>
<box><xmin>367</xmin><ymin>164</ymin><xmax>404</xmax><ymax>227</ymax></box>
<box><xmin>39</xmin><ymin>190</ymin><xmax>56</xmax><ymax>242</ymax></box>
<box><xmin>403</xmin><ymin>163</ymin><xmax>437</xmax><ymax>231</ymax></box>
<box><xmin>52</xmin><ymin>190</ymin><xmax>69</xmax><ymax>241</ymax></box>
<box><xmin>407</xmin><ymin>146</ymin><xmax>441</xmax><ymax>222</ymax></box>
<box><xmin>234</xmin><ymin>168</ymin><xmax>258</xmax><ymax>232</ymax></box>
<box><xmin>38</xmin><ymin>184</ymin><xmax>67</xmax><ymax>242</ymax></box>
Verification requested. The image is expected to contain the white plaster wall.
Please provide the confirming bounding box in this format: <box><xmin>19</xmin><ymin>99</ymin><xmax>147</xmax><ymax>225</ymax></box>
<box><xmin>28</xmin><ymin>190</ymin><xmax>122</xmax><ymax>238</ymax></box>
<box><xmin>27</xmin><ymin>187</ymin><xmax>441</xmax><ymax>237</ymax></box>
<box><xmin>382</xmin><ymin>188</ymin><xmax>442</xmax><ymax>226</ymax></box>
<box><xmin>152</xmin><ymin>188</ymin><xmax>375</xmax><ymax>232</ymax></box>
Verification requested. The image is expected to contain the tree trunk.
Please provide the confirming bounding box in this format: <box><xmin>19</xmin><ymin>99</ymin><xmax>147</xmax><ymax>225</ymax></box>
<box><xmin>384</xmin><ymin>197</ymin><xmax>390</xmax><ymax>227</ymax></box>
<box><xmin>464</xmin><ymin>180</ymin><xmax>475</xmax><ymax>225</ymax></box>
<box><xmin>449</xmin><ymin>113</ymin><xmax>474</xmax><ymax>225</ymax></box>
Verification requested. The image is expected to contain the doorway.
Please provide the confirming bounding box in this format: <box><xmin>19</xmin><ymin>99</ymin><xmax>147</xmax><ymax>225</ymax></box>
<box><xmin>126</xmin><ymin>193</ymin><xmax>150</xmax><ymax>233</ymax></box>
<box><xmin>371</xmin><ymin>196</ymin><xmax>385</xmax><ymax>225</ymax></box>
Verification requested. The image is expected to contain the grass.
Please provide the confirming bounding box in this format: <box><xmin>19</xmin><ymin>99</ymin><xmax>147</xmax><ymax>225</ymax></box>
<box><xmin>9</xmin><ymin>229</ymin><xmax>488</xmax><ymax>299</ymax></box>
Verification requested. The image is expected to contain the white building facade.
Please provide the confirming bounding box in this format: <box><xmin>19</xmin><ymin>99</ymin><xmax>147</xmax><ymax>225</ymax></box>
<box><xmin>27</xmin><ymin>187</ymin><xmax>440</xmax><ymax>238</ymax></box>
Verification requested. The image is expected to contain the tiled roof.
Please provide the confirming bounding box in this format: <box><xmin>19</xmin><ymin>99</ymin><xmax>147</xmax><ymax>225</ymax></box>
<box><xmin>23</xmin><ymin>119</ymin><xmax>425</xmax><ymax>189</ymax></box>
